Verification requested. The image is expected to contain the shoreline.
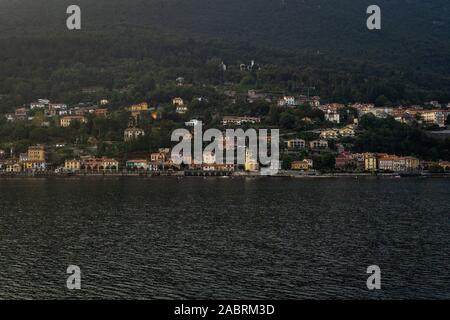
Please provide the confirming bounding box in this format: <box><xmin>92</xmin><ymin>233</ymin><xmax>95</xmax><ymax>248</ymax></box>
<box><xmin>1</xmin><ymin>172</ymin><xmax>450</xmax><ymax>179</ymax></box>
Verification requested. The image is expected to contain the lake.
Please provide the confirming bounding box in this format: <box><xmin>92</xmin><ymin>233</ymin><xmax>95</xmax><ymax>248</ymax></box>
<box><xmin>0</xmin><ymin>177</ymin><xmax>449</xmax><ymax>299</ymax></box>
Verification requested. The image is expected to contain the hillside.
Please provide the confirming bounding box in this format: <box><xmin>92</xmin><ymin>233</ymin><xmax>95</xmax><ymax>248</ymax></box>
<box><xmin>0</xmin><ymin>0</ymin><xmax>449</xmax><ymax>112</ymax></box>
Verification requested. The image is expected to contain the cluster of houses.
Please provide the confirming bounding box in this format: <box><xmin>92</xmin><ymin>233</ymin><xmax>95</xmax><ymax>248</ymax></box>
<box><xmin>6</xmin><ymin>99</ymin><xmax>110</xmax><ymax>125</ymax></box>
<box><xmin>0</xmin><ymin>145</ymin><xmax>47</xmax><ymax>173</ymax></box>
<box><xmin>347</xmin><ymin>103</ymin><xmax>450</xmax><ymax>128</ymax></box>
<box><xmin>335</xmin><ymin>152</ymin><xmax>450</xmax><ymax>173</ymax></box>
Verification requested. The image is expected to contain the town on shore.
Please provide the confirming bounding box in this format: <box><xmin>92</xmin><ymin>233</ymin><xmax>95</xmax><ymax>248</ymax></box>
<box><xmin>1</xmin><ymin>86</ymin><xmax>450</xmax><ymax>178</ymax></box>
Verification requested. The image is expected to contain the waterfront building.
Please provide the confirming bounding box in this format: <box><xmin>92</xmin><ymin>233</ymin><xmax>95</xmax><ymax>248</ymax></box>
<box><xmin>28</xmin><ymin>145</ymin><xmax>45</xmax><ymax>162</ymax></box>
<box><xmin>64</xmin><ymin>159</ymin><xmax>81</xmax><ymax>171</ymax></box>
<box><xmin>364</xmin><ymin>153</ymin><xmax>379</xmax><ymax>171</ymax></box>
<box><xmin>244</xmin><ymin>149</ymin><xmax>259</xmax><ymax>172</ymax></box>
<box><xmin>126</xmin><ymin>160</ymin><xmax>149</xmax><ymax>171</ymax></box>
<box><xmin>335</xmin><ymin>153</ymin><xmax>356</xmax><ymax>169</ymax></box>
<box><xmin>291</xmin><ymin>159</ymin><xmax>314</xmax><ymax>171</ymax></box>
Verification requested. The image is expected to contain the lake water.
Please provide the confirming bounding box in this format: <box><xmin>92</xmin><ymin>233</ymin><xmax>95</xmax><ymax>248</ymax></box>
<box><xmin>0</xmin><ymin>177</ymin><xmax>449</xmax><ymax>299</ymax></box>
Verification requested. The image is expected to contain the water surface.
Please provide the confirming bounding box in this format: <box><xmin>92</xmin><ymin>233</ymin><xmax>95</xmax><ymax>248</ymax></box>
<box><xmin>0</xmin><ymin>177</ymin><xmax>449</xmax><ymax>299</ymax></box>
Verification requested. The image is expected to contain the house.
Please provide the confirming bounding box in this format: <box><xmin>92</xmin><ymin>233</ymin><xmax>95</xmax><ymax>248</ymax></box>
<box><xmin>320</xmin><ymin>129</ymin><xmax>339</xmax><ymax>139</ymax></box>
<box><xmin>64</xmin><ymin>159</ymin><xmax>81</xmax><ymax>172</ymax></box>
<box><xmin>22</xmin><ymin>160</ymin><xmax>46</xmax><ymax>172</ymax></box>
<box><xmin>129</xmin><ymin>102</ymin><xmax>149</xmax><ymax>112</ymax></box>
<box><xmin>150</xmin><ymin>148</ymin><xmax>171</xmax><ymax>163</ymax></box>
<box><xmin>27</xmin><ymin>145</ymin><xmax>45</xmax><ymax>162</ymax></box>
<box><xmin>124</xmin><ymin>127</ymin><xmax>145</xmax><ymax>142</ymax></box>
<box><xmin>335</xmin><ymin>153</ymin><xmax>356</xmax><ymax>169</ymax></box>
<box><xmin>309</xmin><ymin>140</ymin><xmax>328</xmax><ymax>149</ymax></box>
<box><xmin>244</xmin><ymin>149</ymin><xmax>259</xmax><ymax>172</ymax></box>
<box><xmin>338</xmin><ymin>126</ymin><xmax>356</xmax><ymax>137</ymax></box>
<box><xmin>176</xmin><ymin>105</ymin><xmax>188</xmax><ymax>114</ymax></box>
<box><xmin>30</xmin><ymin>102</ymin><xmax>46</xmax><ymax>110</ymax></box>
<box><xmin>325</xmin><ymin>111</ymin><xmax>340</xmax><ymax>124</ymax></box>
<box><xmin>420</xmin><ymin>110</ymin><xmax>447</xmax><ymax>128</ymax></box>
<box><xmin>185</xmin><ymin>119</ymin><xmax>200</xmax><ymax>127</ymax></box>
<box><xmin>15</xmin><ymin>107</ymin><xmax>28</xmax><ymax>120</ymax></box>
<box><xmin>60</xmin><ymin>116</ymin><xmax>87</xmax><ymax>128</ymax></box>
<box><xmin>378</xmin><ymin>155</ymin><xmax>401</xmax><ymax>172</ymax></box>
<box><xmin>126</xmin><ymin>160</ymin><xmax>149</xmax><ymax>170</ymax></box>
<box><xmin>364</xmin><ymin>153</ymin><xmax>379</xmax><ymax>171</ymax></box>
<box><xmin>291</xmin><ymin>159</ymin><xmax>314</xmax><ymax>170</ymax></box>
<box><xmin>172</xmin><ymin>97</ymin><xmax>184</xmax><ymax>106</ymax></box>
<box><xmin>222</xmin><ymin>116</ymin><xmax>261</xmax><ymax>126</ymax></box>
<box><xmin>286</xmin><ymin>139</ymin><xmax>306</xmax><ymax>149</ymax></box>
<box><xmin>277</xmin><ymin>96</ymin><xmax>297</xmax><ymax>107</ymax></box>
<box><xmin>83</xmin><ymin>157</ymin><xmax>119</xmax><ymax>171</ymax></box>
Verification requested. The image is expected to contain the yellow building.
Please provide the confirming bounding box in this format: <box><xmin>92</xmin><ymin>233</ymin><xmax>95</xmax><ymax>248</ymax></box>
<box><xmin>404</xmin><ymin>157</ymin><xmax>420</xmax><ymax>170</ymax></box>
<box><xmin>28</xmin><ymin>145</ymin><xmax>45</xmax><ymax>161</ymax></box>
<box><xmin>291</xmin><ymin>159</ymin><xmax>313</xmax><ymax>170</ymax></box>
<box><xmin>245</xmin><ymin>149</ymin><xmax>259</xmax><ymax>172</ymax></box>
<box><xmin>60</xmin><ymin>116</ymin><xmax>87</xmax><ymax>128</ymax></box>
<box><xmin>64</xmin><ymin>159</ymin><xmax>81</xmax><ymax>171</ymax></box>
<box><xmin>129</xmin><ymin>102</ymin><xmax>149</xmax><ymax>112</ymax></box>
<box><xmin>364</xmin><ymin>153</ymin><xmax>378</xmax><ymax>171</ymax></box>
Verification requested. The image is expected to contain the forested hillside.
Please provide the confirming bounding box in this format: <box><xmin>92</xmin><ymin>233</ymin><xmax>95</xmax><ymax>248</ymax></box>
<box><xmin>0</xmin><ymin>0</ymin><xmax>449</xmax><ymax>112</ymax></box>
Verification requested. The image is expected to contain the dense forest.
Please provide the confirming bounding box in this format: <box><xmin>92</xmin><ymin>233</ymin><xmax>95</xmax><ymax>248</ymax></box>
<box><xmin>0</xmin><ymin>0</ymin><xmax>449</xmax><ymax>113</ymax></box>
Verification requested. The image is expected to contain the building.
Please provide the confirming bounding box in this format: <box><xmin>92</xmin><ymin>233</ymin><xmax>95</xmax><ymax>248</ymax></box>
<box><xmin>83</xmin><ymin>157</ymin><xmax>119</xmax><ymax>171</ymax></box>
<box><xmin>64</xmin><ymin>159</ymin><xmax>81</xmax><ymax>172</ymax></box>
<box><xmin>222</xmin><ymin>116</ymin><xmax>261</xmax><ymax>126</ymax></box>
<box><xmin>373</xmin><ymin>155</ymin><xmax>420</xmax><ymax>172</ymax></box>
<box><xmin>244</xmin><ymin>149</ymin><xmax>259</xmax><ymax>172</ymax></box>
<box><xmin>126</xmin><ymin>160</ymin><xmax>149</xmax><ymax>170</ymax></box>
<box><xmin>291</xmin><ymin>159</ymin><xmax>314</xmax><ymax>171</ymax></box>
<box><xmin>15</xmin><ymin>107</ymin><xmax>28</xmax><ymax>120</ymax></box>
<box><xmin>325</xmin><ymin>111</ymin><xmax>340</xmax><ymax>124</ymax></box>
<box><xmin>320</xmin><ymin>129</ymin><xmax>339</xmax><ymax>139</ymax></box>
<box><xmin>124</xmin><ymin>127</ymin><xmax>145</xmax><ymax>142</ymax></box>
<box><xmin>172</xmin><ymin>97</ymin><xmax>184</xmax><ymax>106</ymax></box>
<box><xmin>338</xmin><ymin>126</ymin><xmax>356</xmax><ymax>137</ymax></box>
<box><xmin>364</xmin><ymin>153</ymin><xmax>379</xmax><ymax>171</ymax></box>
<box><xmin>129</xmin><ymin>102</ymin><xmax>149</xmax><ymax>112</ymax></box>
<box><xmin>60</xmin><ymin>116</ymin><xmax>87</xmax><ymax>128</ymax></box>
<box><xmin>185</xmin><ymin>119</ymin><xmax>200</xmax><ymax>127</ymax></box>
<box><xmin>335</xmin><ymin>153</ymin><xmax>356</xmax><ymax>169</ymax></box>
<box><xmin>27</xmin><ymin>145</ymin><xmax>45</xmax><ymax>162</ymax></box>
<box><xmin>22</xmin><ymin>160</ymin><xmax>46</xmax><ymax>172</ymax></box>
<box><xmin>309</xmin><ymin>140</ymin><xmax>328</xmax><ymax>149</ymax></box>
<box><xmin>176</xmin><ymin>105</ymin><xmax>188</xmax><ymax>114</ymax></box>
<box><xmin>420</xmin><ymin>110</ymin><xmax>447</xmax><ymax>128</ymax></box>
<box><xmin>277</xmin><ymin>96</ymin><xmax>297</xmax><ymax>107</ymax></box>
<box><xmin>150</xmin><ymin>148</ymin><xmax>171</xmax><ymax>163</ymax></box>
<box><xmin>286</xmin><ymin>139</ymin><xmax>306</xmax><ymax>149</ymax></box>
